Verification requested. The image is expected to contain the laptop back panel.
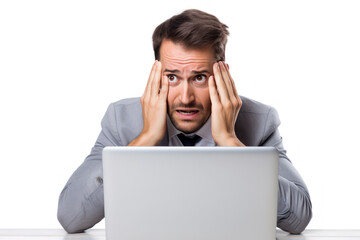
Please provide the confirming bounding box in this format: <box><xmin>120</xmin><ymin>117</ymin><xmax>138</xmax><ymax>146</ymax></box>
<box><xmin>103</xmin><ymin>147</ymin><xmax>278</xmax><ymax>240</ymax></box>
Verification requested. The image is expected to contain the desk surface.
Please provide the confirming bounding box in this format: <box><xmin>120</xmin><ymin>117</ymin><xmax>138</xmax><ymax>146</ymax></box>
<box><xmin>1</xmin><ymin>229</ymin><xmax>360</xmax><ymax>240</ymax></box>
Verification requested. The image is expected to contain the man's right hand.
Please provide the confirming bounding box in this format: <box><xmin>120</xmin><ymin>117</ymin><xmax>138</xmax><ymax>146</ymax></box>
<box><xmin>128</xmin><ymin>60</ymin><xmax>169</xmax><ymax>146</ymax></box>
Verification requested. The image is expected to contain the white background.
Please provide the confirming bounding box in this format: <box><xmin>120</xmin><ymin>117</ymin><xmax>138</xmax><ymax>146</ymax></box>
<box><xmin>1</xmin><ymin>0</ymin><xmax>359</xmax><ymax>230</ymax></box>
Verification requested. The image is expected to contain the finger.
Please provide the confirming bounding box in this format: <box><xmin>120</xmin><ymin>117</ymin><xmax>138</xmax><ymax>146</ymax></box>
<box><xmin>159</xmin><ymin>71</ymin><xmax>169</xmax><ymax>101</ymax></box>
<box><xmin>219</xmin><ymin>61</ymin><xmax>235</xmax><ymax>99</ymax></box>
<box><xmin>208</xmin><ymin>75</ymin><xmax>220</xmax><ymax>106</ymax></box>
<box><xmin>217</xmin><ymin>62</ymin><xmax>242</xmax><ymax>114</ymax></box>
<box><xmin>220</xmin><ymin>61</ymin><xmax>240</xmax><ymax>108</ymax></box>
<box><xmin>212</xmin><ymin>62</ymin><xmax>230</xmax><ymax>104</ymax></box>
<box><xmin>151</xmin><ymin>61</ymin><xmax>162</xmax><ymax>97</ymax></box>
<box><xmin>223</xmin><ymin>62</ymin><xmax>239</xmax><ymax>97</ymax></box>
<box><xmin>226</xmin><ymin>64</ymin><xmax>242</xmax><ymax>110</ymax></box>
<box><xmin>144</xmin><ymin>61</ymin><xmax>158</xmax><ymax>97</ymax></box>
<box><xmin>225</xmin><ymin>63</ymin><xmax>242</xmax><ymax>109</ymax></box>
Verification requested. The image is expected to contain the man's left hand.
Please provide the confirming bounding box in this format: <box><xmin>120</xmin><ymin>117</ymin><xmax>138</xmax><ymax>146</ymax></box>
<box><xmin>209</xmin><ymin>61</ymin><xmax>245</xmax><ymax>146</ymax></box>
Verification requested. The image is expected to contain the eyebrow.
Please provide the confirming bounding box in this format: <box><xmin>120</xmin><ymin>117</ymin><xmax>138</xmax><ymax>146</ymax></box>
<box><xmin>164</xmin><ymin>69</ymin><xmax>210</xmax><ymax>74</ymax></box>
<box><xmin>164</xmin><ymin>69</ymin><xmax>180</xmax><ymax>73</ymax></box>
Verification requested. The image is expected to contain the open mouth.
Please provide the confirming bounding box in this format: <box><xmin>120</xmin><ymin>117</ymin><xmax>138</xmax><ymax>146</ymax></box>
<box><xmin>176</xmin><ymin>110</ymin><xmax>199</xmax><ymax>115</ymax></box>
<box><xmin>175</xmin><ymin>109</ymin><xmax>200</xmax><ymax>119</ymax></box>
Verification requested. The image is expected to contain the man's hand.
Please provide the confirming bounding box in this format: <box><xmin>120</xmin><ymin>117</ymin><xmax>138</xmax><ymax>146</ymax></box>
<box><xmin>128</xmin><ymin>60</ymin><xmax>169</xmax><ymax>146</ymax></box>
<box><xmin>209</xmin><ymin>61</ymin><xmax>245</xmax><ymax>146</ymax></box>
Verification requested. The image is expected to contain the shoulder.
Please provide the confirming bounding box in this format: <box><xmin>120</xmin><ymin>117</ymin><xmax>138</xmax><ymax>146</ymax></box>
<box><xmin>102</xmin><ymin>97</ymin><xmax>142</xmax><ymax>127</ymax></box>
<box><xmin>240</xmin><ymin>96</ymin><xmax>274</xmax><ymax>114</ymax></box>
<box><xmin>240</xmin><ymin>96</ymin><xmax>280</xmax><ymax>122</ymax></box>
<box><xmin>101</xmin><ymin>97</ymin><xmax>143</xmax><ymax>144</ymax></box>
<box><xmin>235</xmin><ymin>96</ymin><xmax>281</xmax><ymax>145</ymax></box>
<box><xmin>105</xmin><ymin>97</ymin><xmax>142</xmax><ymax>116</ymax></box>
<box><xmin>239</xmin><ymin>95</ymin><xmax>280</xmax><ymax>124</ymax></box>
<box><xmin>111</xmin><ymin>97</ymin><xmax>141</xmax><ymax>109</ymax></box>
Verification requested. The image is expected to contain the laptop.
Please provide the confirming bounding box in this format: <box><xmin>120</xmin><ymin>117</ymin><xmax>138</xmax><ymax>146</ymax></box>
<box><xmin>103</xmin><ymin>146</ymin><xmax>279</xmax><ymax>240</ymax></box>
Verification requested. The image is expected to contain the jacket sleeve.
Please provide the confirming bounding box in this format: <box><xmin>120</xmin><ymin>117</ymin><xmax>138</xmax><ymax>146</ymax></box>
<box><xmin>261</xmin><ymin>107</ymin><xmax>312</xmax><ymax>234</ymax></box>
<box><xmin>57</xmin><ymin>103</ymin><xmax>122</xmax><ymax>233</ymax></box>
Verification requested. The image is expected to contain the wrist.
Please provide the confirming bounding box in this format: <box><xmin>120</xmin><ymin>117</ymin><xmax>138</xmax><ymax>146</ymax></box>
<box><xmin>128</xmin><ymin>131</ymin><xmax>162</xmax><ymax>146</ymax></box>
<box><xmin>216</xmin><ymin>135</ymin><xmax>245</xmax><ymax>147</ymax></box>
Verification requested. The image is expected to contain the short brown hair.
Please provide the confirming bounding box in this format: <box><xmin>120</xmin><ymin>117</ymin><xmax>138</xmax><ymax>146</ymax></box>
<box><xmin>152</xmin><ymin>9</ymin><xmax>229</xmax><ymax>61</ymax></box>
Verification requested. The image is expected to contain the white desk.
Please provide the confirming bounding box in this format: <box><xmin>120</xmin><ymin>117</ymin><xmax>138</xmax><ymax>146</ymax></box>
<box><xmin>1</xmin><ymin>229</ymin><xmax>360</xmax><ymax>240</ymax></box>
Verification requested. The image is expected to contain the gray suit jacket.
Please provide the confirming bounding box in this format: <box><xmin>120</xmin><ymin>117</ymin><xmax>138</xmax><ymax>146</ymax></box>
<box><xmin>57</xmin><ymin>96</ymin><xmax>312</xmax><ymax>234</ymax></box>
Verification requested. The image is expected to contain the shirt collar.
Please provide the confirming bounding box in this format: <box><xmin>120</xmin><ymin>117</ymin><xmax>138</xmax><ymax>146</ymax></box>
<box><xmin>166</xmin><ymin>115</ymin><xmax>215</xmax><ymax>144</ymax></box>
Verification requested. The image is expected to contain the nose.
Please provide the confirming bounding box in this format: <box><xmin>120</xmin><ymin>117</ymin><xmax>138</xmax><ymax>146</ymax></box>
<box><xmin>179</xmin><ymin>81</ymin><xmax>195</xmax><ymax>104</ymax></box>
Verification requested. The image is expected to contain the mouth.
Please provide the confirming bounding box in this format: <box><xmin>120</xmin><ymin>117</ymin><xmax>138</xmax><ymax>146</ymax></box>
<box><xmin>175</xmin><ymin>109</ymin><xmax>200</xmax><ymax>119</ymax></box>
<box><xmin>176</xmin><ymin>110</ymin><xmax>199</xmax><ymax>115</ymax></box>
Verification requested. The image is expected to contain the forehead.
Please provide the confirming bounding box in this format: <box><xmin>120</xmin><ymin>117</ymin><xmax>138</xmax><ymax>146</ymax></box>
<box><xmin>159</xmin><ymin>39</ymin><xmax>215</xmax><ymax>70</ymax></box>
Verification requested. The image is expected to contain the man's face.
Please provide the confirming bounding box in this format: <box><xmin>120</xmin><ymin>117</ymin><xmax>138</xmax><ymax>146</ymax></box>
<box><xmin>159</xmin><ymin>39</ymin><xmax>216</xmax><ymax>134</ymax></box>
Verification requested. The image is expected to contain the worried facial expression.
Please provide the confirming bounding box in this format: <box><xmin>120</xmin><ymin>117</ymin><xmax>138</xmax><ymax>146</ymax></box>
<box><xmin>159</xmin><ymin>39</ymin><xmax>216</xmax><ymax>134</ymax></box>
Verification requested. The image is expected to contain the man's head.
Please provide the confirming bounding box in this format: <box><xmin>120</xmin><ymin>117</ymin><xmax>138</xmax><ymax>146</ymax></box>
<box><xmin>153</xmin><ymin>9</ymin><xmax>229</xmax><ymax>62</ymax></box>
<box><xmin>152</xmin><ymin>9</ymin><xmax>229</xmax><ymax>134</ymax></box>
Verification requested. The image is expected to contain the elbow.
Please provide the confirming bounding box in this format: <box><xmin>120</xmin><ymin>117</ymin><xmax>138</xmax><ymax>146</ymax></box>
<box><xmin>297</xmin><ymin>203</ymin><xmax>313</xmax><ymax>234</ymax></box>
<box><xmin>287</xmin><ymin>211</ymin><xmax>312</xmax><ymax>235</ymax></box>
<box><xmin>57</xmin><ymin>184</ymin><xmax>105</xmax><ymax>234</ymax></box>
<box><xmin>278</xmin><ymin>195</ymin><xmax>313</xmax><ymax>234</ymax></box>
<box><xmin>293</xmin><ymin>191</ymin><xmax>313</xmax><ymax>234</ymax></box>
<box><xmin>57</xmin><ymin>205</ymin><xmax>85</xmax><ymax>234</ymax></box>
<box><xmin>57</xmin><ymin>188</ymin><xmax>86</xmax><ymax>234</ymax></box>
<box><xmin>285</xmin><ymin>213</ymin><xmax>312</xmax><ymax>234</ymax></box>
<box><xmin>60</xmin><ymin>224</ymin><xmax>85</xmax><ymax>234</ymax></box>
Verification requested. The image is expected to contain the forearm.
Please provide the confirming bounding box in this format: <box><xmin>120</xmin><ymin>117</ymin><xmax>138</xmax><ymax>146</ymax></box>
<box><xmin>57</xmin><ymin>159</ymin><xmax>104</xmax><ymax>233</ymax></box>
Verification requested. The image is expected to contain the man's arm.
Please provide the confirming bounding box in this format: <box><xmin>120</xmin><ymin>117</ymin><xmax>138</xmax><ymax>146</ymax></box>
<box><xmin>128</xmin><ymin>60</ymin><xmax>168</xmax><ymax>146</ymax></box>
<box><xmin>261</xmin><ymin>108</ymin><xmax>312</xmax><ymax>234</ymax></box>
<box><xmin>57</xmin><ymin>103</ymin><xmax>121</xmax><ymax>233</ymax></box>
<box><xmin>58</xmin><ymin>61</ymin><xmax>167</xmax><ymax>233</ymax></box>
<box><xmin>209</xmin><ymin>61</ymin><xmax>245</xmax><ymax>146</ymax></box>
<box><xmin>209</xmin><ymin>61</ymin><xmax>312</xmax><ymax>233</ymax></box>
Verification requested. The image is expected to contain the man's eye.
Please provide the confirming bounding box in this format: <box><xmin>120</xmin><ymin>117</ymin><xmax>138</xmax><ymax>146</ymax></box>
<box><xmin>168</xmin><ymin>75</ymin><xmax>178</xmax><ymax>82</ymax></box>
<box><xmin>194</xmin><ymin>75</ymin><xmax>207</xmax><ymax>82</ymax></box>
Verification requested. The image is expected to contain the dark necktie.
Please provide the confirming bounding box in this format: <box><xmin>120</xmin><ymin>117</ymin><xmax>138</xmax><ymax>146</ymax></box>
<box><xmin>177</xmin><ymin>134</ymin><xmax>201</xmax><ymax>146</ymax></box>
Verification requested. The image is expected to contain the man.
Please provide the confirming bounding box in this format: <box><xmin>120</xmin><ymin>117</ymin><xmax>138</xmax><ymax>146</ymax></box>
<box><xmin>57</xmin><ymin>9</ymin><xmax>312</xmax><ymax>234</ymax></box>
